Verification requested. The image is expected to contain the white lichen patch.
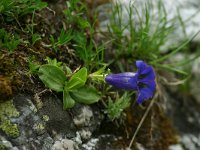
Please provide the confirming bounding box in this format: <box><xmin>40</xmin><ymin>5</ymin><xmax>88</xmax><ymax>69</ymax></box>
<box><xmin>73</xmin><ymin>106</ymin><xmax>93</xmax><ymax>127</ymax></box>
<box><xmin>73</xmin><ymin>132</ymin><xmax>82</xmax><ymax>145</ymax></box>
<box><xmin>42</xmin><ymin>115</ymin><xmax>49</xmax><ymax>122</ymax></box>
<box><xmin>52</xmin><ymin>139</ymin><xmax>79</xmax><ymax>150</ymax></box>
<box><xmin>82</xmin><ymin>138</ymin><xmax>99</xmax><ymax>150</ymax></box>
<box><xmin>79</xmin><ymin>129</ymin><xmax>92</xmax><ymax>141</ymax></box>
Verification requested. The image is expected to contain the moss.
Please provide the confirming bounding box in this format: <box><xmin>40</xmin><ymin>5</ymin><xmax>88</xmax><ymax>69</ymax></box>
<box><xmin>124</xmin><ymin>102</ymin><xmax>178</xmax><ymax>150</ymax></box>
<box><xmin>0</xmin><ymin>100</ymin><xmax>20</xmax><ymax>138</ymax></box>
<box><xmin>0</xmin><ymin>76</ymin><xmax>12</xmax><ymax>101</ymax></box>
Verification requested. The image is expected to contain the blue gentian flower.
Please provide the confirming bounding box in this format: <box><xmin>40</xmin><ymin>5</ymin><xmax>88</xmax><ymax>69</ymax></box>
<box><xmin>105</xmin><ymin>60</ymin><xmax>156</xmax><ymax>104</ymax></box>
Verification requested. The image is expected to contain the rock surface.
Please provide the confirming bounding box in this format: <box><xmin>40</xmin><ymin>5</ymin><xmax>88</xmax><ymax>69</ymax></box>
<box><xmin>0</xmin><ymin>93</ymin><xmax>120</xmax><ymax>150</ymax></box>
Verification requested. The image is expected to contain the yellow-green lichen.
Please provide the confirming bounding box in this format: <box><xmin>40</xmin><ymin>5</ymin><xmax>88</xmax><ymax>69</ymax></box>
<box><xmin>33</xmin><ymin>122</ymin><xmax>45</xmax><ymax>135</ymax></box>
<box><xmin>35</xmin><ymin>122</ymin><xmax>45</xmax><ymax>131</ymax></box>
<box><xmin>0</xmin><ymin>120</ymin><xmax>19</xmax><ymax>138</ymax></box>
<box><xmin>0</xmin><ymin>144</ymin><xmax>6</xmax><ymax>150</ymax></box>
<box><xmin>0</xmin><ymin>100</ymin><xmax>20</xmax><ymax>138</ymax></box>
<box><xmin>42</xmin><ymin>115</ymin><xmax>49</xmax><ymax>122</ymax></box>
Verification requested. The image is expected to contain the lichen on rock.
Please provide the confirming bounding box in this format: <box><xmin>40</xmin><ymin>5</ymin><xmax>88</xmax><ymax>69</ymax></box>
<box><xmin>0</xmin><ymin>100</ymin><xmax>20</xmax><ymax>138</ymax></box>
<box><xmin>0</xmin><ymin>143</ymin><xmax>6</xmax><ymax>150</ymax></box>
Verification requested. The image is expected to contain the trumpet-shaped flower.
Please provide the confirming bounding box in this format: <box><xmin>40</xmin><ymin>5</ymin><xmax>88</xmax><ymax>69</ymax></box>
<box><xmin>105</xmin><ymin>60</ymin><xmax>156</xmax><ymax>104</ymax></box>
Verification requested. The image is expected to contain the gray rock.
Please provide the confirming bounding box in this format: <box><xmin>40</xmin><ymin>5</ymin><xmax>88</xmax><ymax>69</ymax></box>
<box><xmin>161</xmin><ymin>77</ymin><xmax>200</xmax><ymax>150</ymax></box>
<box><xmin>38</xmin><ymin>95</ymin><xmax>76</xmax><ymax>138</ymax></box>
<box><xmin>52</xmin><ymin>141</ymin><xmax>63</xmax><ymax>150</ymax></box>
<box><xmin>0</xmin><ymin>93</ymin><xmax>78</xmax><ymax>149</ymax></box>
<box><xmin>169</xmin><ymin>144</ymin><xmax>184</xmax><ymax>150</ymax></box>
<box><xmin>11</xmin><ymin>94</ymin><xmax>54</xmax><ymax>149</ymax></box>
<box><xmin>181</xmin><ymin>134</ymin><xmax>200</xmax><ymax>150</ymax></box>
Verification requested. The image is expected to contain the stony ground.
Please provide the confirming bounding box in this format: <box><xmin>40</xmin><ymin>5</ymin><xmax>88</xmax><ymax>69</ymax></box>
<box><xmin>1</xmin><ymin>0</ymin><xmax>200</xmax><ymax>150</ymax></box>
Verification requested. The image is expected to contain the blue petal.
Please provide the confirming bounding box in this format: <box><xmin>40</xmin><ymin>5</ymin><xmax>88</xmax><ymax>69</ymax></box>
<box><xmin>137</xmin><ymin>88</ymin><xmax>153</xmax><ymax>104</ymax></box>
<box><xmin>136</xmin><ymin>60</ymin><xmax>155</xmax><ymax>76</ymax></box>
<box><xmin>138</xmin><ymin>67</ymin><xmax>156</xmax><ymax>82</ymax></box>
<box><xmin>105</xmin><ymin>72</ymin><xmax>138</xmax><ymax>90</ymax></box>
<box><xmin>136</xmin><ymin>60</ymin><xmax>155</xmax><ymax>81</ymax></box>
<box><xmin>136</xmin><ymin>60</ymin><xmax>148</xmax><ymax>74</ymax></box>
<box><xmin>137</xmin><ymin>80</ymin><xmax>156</xmax><ymax>104</ymax></box>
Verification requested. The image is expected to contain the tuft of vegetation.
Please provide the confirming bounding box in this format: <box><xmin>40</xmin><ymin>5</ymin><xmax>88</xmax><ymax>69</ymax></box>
<box><xmin>107</xmin><ymin>1</ymin><xmax>173</xmax><ymax>60</ymax></box>
<box><xmin>106</xmin><ymin>1</ymin><xmax>200</xmax><ymax>76</ymax></box>
<box><xmin>31</xmin><ymin>58</ymin><xmax>101</xmax><ymax>109</ymax></box>
<box><xmin>63</xmin><ymin>0</ymin><xmax>105</xmax><ymax>70</ymax></box>
<box><xmin>0</xmin><ymin>0</ymin><xmax>47</xmax><ymax>21</ymax></box>
<box><xmin>105</xmin><ymin>92</ymin><xmax>132</xmax><ymax>120</ymax></box>
<box><xmin>50</xmin><ymin>28</ymin><xmax>72</xmax><ymax>52</ymax></box>
<box><xmin>0</xmin><ymin>28</ymin><xmax>20</xmax><ymax>52</ymax></box>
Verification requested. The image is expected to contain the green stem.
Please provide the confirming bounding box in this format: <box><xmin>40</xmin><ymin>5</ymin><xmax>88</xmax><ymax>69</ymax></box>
<box><xmin>88</xmin><ymin>74</ymin><xmax>107</xmax><ymax>82</ymax></box>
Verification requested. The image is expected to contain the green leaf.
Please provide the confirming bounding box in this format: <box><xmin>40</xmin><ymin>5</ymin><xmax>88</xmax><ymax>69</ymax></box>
<box><xmin>57</xmin><ymin>29</ymin><xmax>72</xmax><ymax>46</ymax></box>
<box><xmin>77</xmin><ymin>17</ymin><xmax>90</xmax><ymax>29</ymax></box>
<box><xmin>106</xmin><ymin>92</ymin><xmax>131</xmax><ymax>120</ymax></box>
<box><xmin>66</xmin><ymin>67</ymin><xmax>87</xmax><ymax>90</ymax></box>
<box><xmin>45</xmin><ymin>57</ymin><xmax>63</xmax><ymax>68</ymax></box>
<box><xmin>152</xmin><ymin>31</ymin><xmax>200</xmax><ymax>63</ymax></box>
<box><xmin>28</xmin><ymin>61</ymin><xmax>40</xmax><ymax>74</ymax></box>
<box><xmin>38</xmin><ymin>64</ymin><xmax>66</xmax><ymax>92</ymax></box>
<box><xmin>32</xmin><ymin>33</ymin><xmax>41</xmax><ymax>45</ymax></box>
<box><xmin>63</xmin><ymin>90</ymin><xmax>75</xmax><ymax>109</ymax></box>
<box><xmin>71</xmin><ymin>86</ymin><xmax>100</xmax><ymax>104</ymax></box>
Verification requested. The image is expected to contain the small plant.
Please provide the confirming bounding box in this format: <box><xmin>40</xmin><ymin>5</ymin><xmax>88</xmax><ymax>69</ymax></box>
<box><xmin>30</xmin><ymin>58</ymin><xmax>101</xmax><ymax>109</ymax></box>
<box><xmin>30</xmin><ymin>57</ymin><xmax>157</xmax><ymax>115</ymax></box>
<box><xmin>31</xmin><ymin>33</ymin><xmax>41</xmax><ymax>45</ymax></box>
<box><xmin>28</xmin><ymin>59</ymin><xmax>40</xmax><ymax>75</ymax></box>
<box><xmin>0</xmin><ymin>0</ymin><xmax>47</xmax><ymax>21</ymax></box>
<box><xmin>25</xmin><ymin>10</ymin><xmax>42</xmax><ymax>45</ymax></box>
<box><xmin>50</xmin><ymin>29</ymin><xmax>72</xmax><ymax>52</ymax></box>
<box><xmin>0</xmin><ymin>28</ymin><xmax>20</xmax><ymax>52</ymax></box>
<box><xmin>63</xmin><ymin>0</ymin><xmax>105</xmax><ymax>70</ymax></box>
<box><xmin>107</xmin><ymin>1</ymin><xmax>174</xmax><ymax>59</ymax></box>
<box><xmin>105</xmin><ymin>92</ymin><xmax>131</xmax><ymax>120</ymax></box>
<box><xmin>63</xmin><ymin>0</ymin><xmax>90</xmax><ymax>29</ymax></box>
<box><xmin>45</xmin><ymin>57</ymin><xmax>63</xmax><ymax>68</ymax></box>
